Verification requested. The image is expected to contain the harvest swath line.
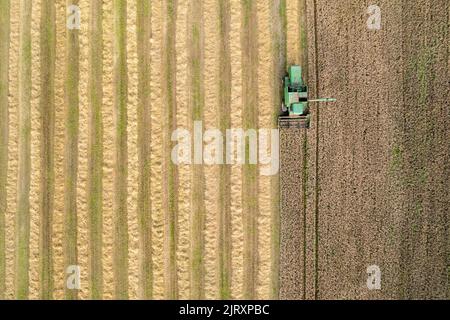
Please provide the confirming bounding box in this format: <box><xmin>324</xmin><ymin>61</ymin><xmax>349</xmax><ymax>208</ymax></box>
<box><xmin>162</xmin><ymin>0</ymin><xmax>179</xmax><ymax>300</ymax></box>
<box><xmin>298</xmin><ymin>0</ymin><xmax>308</xmax><ymax>300</ymax></box>
<box><xmin>39</xmin><ymin>0</ymin><xmax>56</xmax><ymax>300</ymax></box>
<box><xmin>64</xmin><ymin>0</ymin><xmax>80</xmax><ymax>301</ymax></box>
<box><xmin>136</xmin><ymin>0</ymin><xmax>153</xmax><ymax>300</ymax></box>
<box><xmin>188</xmin><ymin>0</ymin><xmax>206</xmax><ymax>300</ymax></box>
<box><xmin>217</xmin><ymin>0</ymin><xmax>232</xmax><ymax>300</ymax></box>
<box><xmin>87</xmin><ymin>0</ymin><xmax>104</xmax><ymax>300</ymax></box>
<box><xmin>15</xmin><ymin>0</ymin><xmax>32</xmax><ymax>300</ymax></box>
<box><xmin>269</xmin><ymin>0</ymin><xmax>286</xmax><ymax>299</ymax></box>
<box><xmin>0</xmin><ymin>0</ymin><xmax>10</xmax><ymax>300</ymax></box>
<box><xmin>240</xmin><ymin>0</ymin><xmax>259</xmax><ymax>299</ymax></box>
<box><xmin>112</xmin><ymin>0</ymin><xmax>129</xmax><ymax>300</ymax></box>
<box><xmin>312</xmin><ymin>0</ymin><xmax>320</xmax><ymax>300</ymax></box>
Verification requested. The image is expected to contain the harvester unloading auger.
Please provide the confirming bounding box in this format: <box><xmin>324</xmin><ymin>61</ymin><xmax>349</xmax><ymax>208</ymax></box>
<box><xmin>278</xmin><ymin>65</ymin><xmax>336</xmax><ymax>128</ymax></box>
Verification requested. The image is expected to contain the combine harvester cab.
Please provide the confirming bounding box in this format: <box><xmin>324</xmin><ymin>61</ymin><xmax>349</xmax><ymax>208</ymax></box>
<box><xmin>279</xmin><ymin>65</ymin><xmax>336</xmax><ymax>129</ymax></box>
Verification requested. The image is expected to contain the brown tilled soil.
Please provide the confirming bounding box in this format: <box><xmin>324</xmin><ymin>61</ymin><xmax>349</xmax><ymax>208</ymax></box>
<box><xmin>281</xmin><ymin>0</ymin><xmax>449</xmax><ymax>299</ymax></box>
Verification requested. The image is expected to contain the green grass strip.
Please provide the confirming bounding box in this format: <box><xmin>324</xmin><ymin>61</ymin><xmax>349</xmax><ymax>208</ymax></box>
<box><xmin>64</xmin><ymin>0</ymin><xmax>80</xmax><ymax>300</ymax></box>
<box><xmin>39</xmin><ymin>0</ymin><xmax>56</xmax><ymax>300</ymax></box>
<box><xmin>112</xmin><ymin>0</ymin><xmax>129</xmax><ymax>300</ymax></box>
<box><xmin>162</xmin><ymin>0</ymin><xmax>179</xmax><ymax>300</ymax></box>
<box><xmin>217</xmin><ymin>0</ymin><xmax>232</xmax><ymax>300</ymax></box>
<box><xmin>15</xmin><ymin>0</ymin><xmax>32</xmax><ymax>300</ymax></box>
<box><xmin>87</xmin><ymin>0</ymin><xmax>104</xmax><ymax>300</ymax></box>
<box><xmin>188</xmin><ymin>0</ymin><xmax>206</xmax><ymax>300</ymax></box>
<box><xmin>136</xmin><ymin>0</ymin><xmax>152</xmax><ymax>300</ymax></box>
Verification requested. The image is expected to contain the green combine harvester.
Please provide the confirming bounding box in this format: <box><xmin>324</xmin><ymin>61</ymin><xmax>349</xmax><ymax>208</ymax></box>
<box><xmin>279</xmin><ymin>65</ymin><xmax>336</xmax><ymax>128</ymax></box>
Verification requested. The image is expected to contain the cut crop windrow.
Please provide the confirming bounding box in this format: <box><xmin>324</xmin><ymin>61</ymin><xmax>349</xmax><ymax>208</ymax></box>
<box><xmin>15</xmin><ymin>0</ymin><xmax>32</xmax><ymax>300</ymax></box>
<box><xmin>0</xmin><ymin>0</ymin><xmax>10</xmax><ymax>300</ymax></box>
